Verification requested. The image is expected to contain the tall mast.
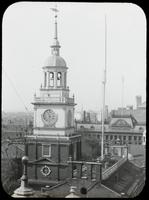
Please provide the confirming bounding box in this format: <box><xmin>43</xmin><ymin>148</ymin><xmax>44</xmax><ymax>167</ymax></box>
<box><xmin>121</xmin><ymin>76</ymin><xmax>124</xmax><ymax>116</ymax></box>
<box><xmin>101</xmin><ymin>15</ymin><xmax>107</xmax><ymax>160</ymax></box>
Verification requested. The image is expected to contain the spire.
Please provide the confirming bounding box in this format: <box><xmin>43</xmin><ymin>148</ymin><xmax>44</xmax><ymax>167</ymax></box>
<box><xmin>50</xmin><ymin>4</ymin><xmax>61</xmax><ymax>56</ymax></box>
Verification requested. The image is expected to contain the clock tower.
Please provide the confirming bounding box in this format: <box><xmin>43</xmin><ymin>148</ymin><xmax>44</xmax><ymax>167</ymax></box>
<box><xmin>26</xmin><ymin>7</ymin><xmax>81</xmax><ymax>186</ymax></box>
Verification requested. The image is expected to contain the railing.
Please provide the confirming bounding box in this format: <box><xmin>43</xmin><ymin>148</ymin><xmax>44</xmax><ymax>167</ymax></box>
<box><xmin>34</xmin><ymin>96</ymin><xmax>74</xmax><ymax>104</ymax></box>
<box><xmin>102</xmin><ymin>157</ymin><xmax>127</xmax><ymax>180</ymax></box>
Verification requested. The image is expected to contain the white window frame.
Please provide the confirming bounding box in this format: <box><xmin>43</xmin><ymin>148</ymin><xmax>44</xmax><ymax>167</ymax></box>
<box><xmin>42</xmin><ymin>144</ymin><xmax>51</xmax><ymax>157</ymax></box>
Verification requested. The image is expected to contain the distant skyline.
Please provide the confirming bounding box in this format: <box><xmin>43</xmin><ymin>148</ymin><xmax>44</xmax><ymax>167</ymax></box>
<box><xmin>2</xmin><ymin>2</ymin><xmax>146</xmax><ymax>112</ymax></box>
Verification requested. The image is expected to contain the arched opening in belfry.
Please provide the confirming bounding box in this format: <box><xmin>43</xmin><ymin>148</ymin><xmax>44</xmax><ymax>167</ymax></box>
<box><xmin>44</xmin><ymin>72</ymin><xmax>47</xmax><ymax>87</ymax></box>
<box><xmin>57</xmin><ymin>72</ymin><xmax>62</xmax><ymax>86</ymax></box>
<box><xmin>49</xmin><ymin>72</ymin><xmax>54</xmax><ymax>87</ymax></box>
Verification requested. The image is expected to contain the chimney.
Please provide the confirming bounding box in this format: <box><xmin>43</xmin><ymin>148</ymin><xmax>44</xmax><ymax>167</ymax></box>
<box><xmin>136</xmin><ymin>96</ymin><xmax>142</xmax><ymax>109</ymax></box>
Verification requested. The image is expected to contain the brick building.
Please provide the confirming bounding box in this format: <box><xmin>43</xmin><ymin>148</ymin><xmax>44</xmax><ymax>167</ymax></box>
<box><xmin>26</xmin><ymin>8</ymin><xmax>81</xmax><ymax>186</ymax></box>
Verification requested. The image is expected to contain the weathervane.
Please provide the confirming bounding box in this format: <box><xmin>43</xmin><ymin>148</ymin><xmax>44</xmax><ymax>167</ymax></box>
<box><xmin>51</xmin><ymin>3</ymin><xmax>59</xmax><ymax>15</ymax></box>
<box><xmin>50</xmin><ymin>3</ymin><xmax>59</xmax><ymax>40</ymax></box>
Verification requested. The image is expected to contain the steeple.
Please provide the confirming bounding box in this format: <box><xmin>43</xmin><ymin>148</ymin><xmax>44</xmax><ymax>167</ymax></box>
<box><xmin>50</xmin><ymin>4</ymin><xmax>61</xmax><ymax>56</ymax></box>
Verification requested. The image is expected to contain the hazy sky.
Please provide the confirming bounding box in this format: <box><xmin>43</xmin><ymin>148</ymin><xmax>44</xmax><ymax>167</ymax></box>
<box><xmin>2</xmin><ymin>2</ymin><xmax>146</xmax><ymax>112</ymax></box>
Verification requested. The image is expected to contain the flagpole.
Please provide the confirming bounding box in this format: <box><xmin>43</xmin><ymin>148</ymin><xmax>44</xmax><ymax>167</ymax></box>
<box><xmin>101</xmin><ymin>15</ymin><xmax>107</xmax><ymax>160</ymax></box>
<box><xmin>121</xmin><ymin>76</ymin><xmax>124</xmax><ymax>116</ymax></box>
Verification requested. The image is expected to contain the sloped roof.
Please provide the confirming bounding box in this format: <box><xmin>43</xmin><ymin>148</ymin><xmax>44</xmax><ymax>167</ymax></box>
<box><xmin>46</xmin><ymin>179</ymin><xmax>120</xmax><ymax>198</ymax></box>
<box><xmin>102</xmin><ymin>161</ymin><xmax>143</xmax><ymax>196</ymax></box>
<box><xmin>110</xmin><ymin>109</ymin><xmax>146</xmax><ymax>125</ymax></box>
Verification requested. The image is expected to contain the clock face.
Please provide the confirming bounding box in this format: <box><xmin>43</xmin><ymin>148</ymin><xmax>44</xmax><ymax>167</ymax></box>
<box><xmin>42</xmin><ymin>109</ymin><xmax>57</xmax><ymax>127</ymax></box>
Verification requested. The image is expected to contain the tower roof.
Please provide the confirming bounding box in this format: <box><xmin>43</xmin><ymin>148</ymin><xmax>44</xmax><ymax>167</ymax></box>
<box><xmin>44</xmin><ymin>55</ymin><xmax>67</xmax><ymax>67</ymax></box>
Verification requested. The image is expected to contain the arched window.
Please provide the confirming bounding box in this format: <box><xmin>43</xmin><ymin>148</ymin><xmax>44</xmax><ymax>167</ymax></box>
<box><xmin>64</xmin><ymin>72</ymin><xmax>66</xmax><ymax>88</ymax></box>
<box><xmin>57</xmin><ymin>72</ymin><xmax>62</xmax><ymax>86</ymax></box>
<box><xmin>44</xmin><ymin>72</ymin><xmax>47</xmax><ymax>87</ymax></box>
<box><xmin>49</xmin><ymin>72</ymin><xmax>54</xmax><ymax>87</ymax></box>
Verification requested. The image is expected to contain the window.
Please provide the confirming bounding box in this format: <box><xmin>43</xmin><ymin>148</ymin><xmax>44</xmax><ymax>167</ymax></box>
<box><xmin>139</xmin><ymin>136</ymin><xmax>142</xmax><ymax>140</ymax></box>
<box><xmin>42</xmin><ymin>145</ymin><xmax>51</xmax><ymax>157</ymax></box>
<box><xmin>123</xmin><ymin>136</ymin><xmax>126</xmax><ymax>140</ymax></box>
<box><xmin>114</xmin><ymin>135</ymin><xmax>117</xmax><ymax>140</ymax></box>
<box><xmin>90</xmin><ymin>126</ymin><xmax>95</xmax><ymax>129</ymax></box>
<box><xmin>134</xmin><ymin>136</ymin><xmax>137</xmax><ymax>140</ymax></box>
<box><xmin>129</xmin><ymin>136</ymin><xmax>132</xmax><ymax>141</ymax></box>
<box><xmin>106</xmin><ymin>135</ymin><xmax>108</xmax><ymax>140</ymax></box>
<box><xmin>110</xmin><ymin>135</ymin><xmax>113</xmax><ymax>140</ymax></box>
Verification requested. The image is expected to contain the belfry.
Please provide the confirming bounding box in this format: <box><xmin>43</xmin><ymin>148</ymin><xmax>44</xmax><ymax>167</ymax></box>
<box><xmin>26</xmin><ymin>6</ymin><xmax>81</xmax><ymax>186</ymax></box>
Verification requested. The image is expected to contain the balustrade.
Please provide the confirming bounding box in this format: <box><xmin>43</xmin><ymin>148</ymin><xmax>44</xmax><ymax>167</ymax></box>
<box><xmin>34</xmin><ymin>96</ymin><xmax>74</xmax><ymax>104</ymax></box>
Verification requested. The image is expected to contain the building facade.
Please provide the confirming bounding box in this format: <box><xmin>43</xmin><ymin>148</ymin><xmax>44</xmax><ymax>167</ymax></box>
<box><xmin>76</xmin><ymin>114</ymin><xmax>145</xmax><ymax>159</ymax></box>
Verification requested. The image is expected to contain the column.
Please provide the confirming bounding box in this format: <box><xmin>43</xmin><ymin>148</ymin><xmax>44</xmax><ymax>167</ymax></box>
<box><xmin>44</xmin><ymin>72</ymin><xmax>46</xmax><ymax>88</ymax></box>
<box><xmin>46</xmin><ymin>72</ymin><xmax>49</xmax><ymax>89</ymax></box>
<box><xmin>34</xmin><ymin>107</ymin><xmax>37</xmax><ymax>128</ymax></box>
<box><xmin>65</xmin><ymin>72</ymin><xmax>67</xmax><ymax>88</ymax></box>
<box><xmin>47</xmin><ymin>71</ymin><xmax>50</xmax><ymax>88</ymax></box>
<box><xmin>62</xmin><ymin>72</ymin><xmax>65</xmax><ymax>88</ymax></box>
<box><xmin>54</xmin><ymin>71</ymin><xmax>57</xmax><ymax>88</ymax></box>
<box><xmin>67</xmin><ymin>156</ymin><xmax>73</xmax><ymax>179</ymax></box>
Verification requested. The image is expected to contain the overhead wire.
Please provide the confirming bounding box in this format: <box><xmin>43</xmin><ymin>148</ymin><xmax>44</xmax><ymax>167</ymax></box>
<box><xmin>3</xmin><ymin>68</ymin><xmax>30</xmax><ymax>113</ymax></box>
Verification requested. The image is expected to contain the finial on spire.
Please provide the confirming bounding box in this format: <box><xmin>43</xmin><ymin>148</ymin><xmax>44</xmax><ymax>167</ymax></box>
<box><xmin>50</xmin><ymin>3</ymin><xmax>60</xmax><ymax>56</ymax></box>
<box><xmin>51</xmin><ymin>3</ymin><xmax>59</xmax><ymax>40</ymax></box>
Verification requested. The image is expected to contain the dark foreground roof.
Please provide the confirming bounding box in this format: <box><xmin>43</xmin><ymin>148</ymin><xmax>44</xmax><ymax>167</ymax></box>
<box><xmin>45</xmin><ymin>179</ymin><xmax>121</xmax><ymax>198</ymax></box>
<box><xmin>102</xmin><ymin>160</ymin><xmax>145</xmax><ymax>197</ymax></box>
